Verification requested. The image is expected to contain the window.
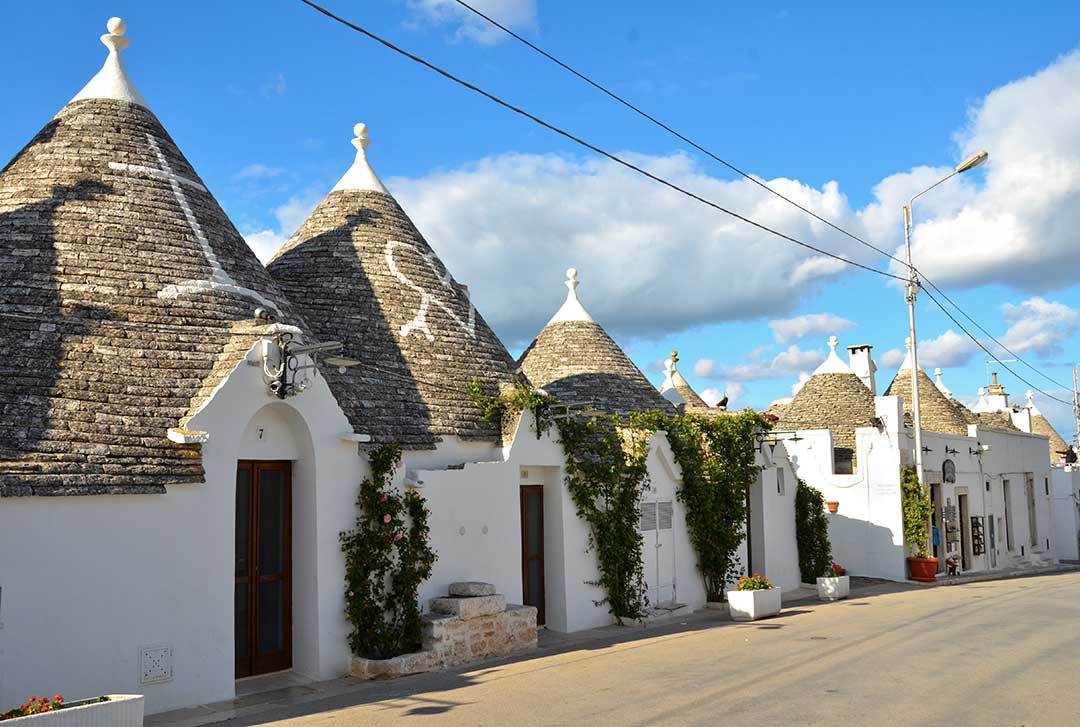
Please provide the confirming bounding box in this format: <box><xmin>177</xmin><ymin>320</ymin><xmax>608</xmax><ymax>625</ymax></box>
<box><xmin>639</xmin><ymin>501</ymin><xmax>673</xmax><ymax>532</ymax></box>
<box><xmin>833</xmin><ymin>447</ymin><xmax>854</xmax><ymax>475</ymax></box>
<box><xmin>639</xmin><ymin>502</ymin><xmax>657</xmax><ymax>532</ymax></box>
<box><xmin>776</xmin><ymin>467</ymin><xmax>785</xmax><ymax>496</ymax></box>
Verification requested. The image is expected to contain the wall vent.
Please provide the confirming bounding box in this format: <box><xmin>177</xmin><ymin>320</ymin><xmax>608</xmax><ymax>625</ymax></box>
<box><xmin>140</xmin><ymin>644</ymin><xmax>173</xmax><ymax>685</ymax></box>
<box><xmin>658</xmin><ymin>501</ymin><xmax>674</xmax><ymax>530</ymax></box>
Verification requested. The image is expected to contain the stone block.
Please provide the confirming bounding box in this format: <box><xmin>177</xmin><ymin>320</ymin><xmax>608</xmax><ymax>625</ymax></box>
<box><xmin>449</xmin><ymin>581</ymin><xmax>496</xmax><ymax>597</ymax></box>
<box><xmin>430</xmin><ymin>594</ymin><xmax>506</xmax><ymax>619</ymax></box>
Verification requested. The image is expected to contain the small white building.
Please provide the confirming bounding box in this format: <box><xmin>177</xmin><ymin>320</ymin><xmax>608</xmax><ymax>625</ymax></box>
<box><xmin>773</xmin><ymin>337</ymin><xmax>1056</xmax><ymax>581</ymax></box>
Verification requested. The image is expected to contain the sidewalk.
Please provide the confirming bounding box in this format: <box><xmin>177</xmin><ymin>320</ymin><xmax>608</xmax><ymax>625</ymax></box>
<box><xmin>147</xmin><ymin>567</ymin><xmax>1074</xmax><ymax>727</ymax></box>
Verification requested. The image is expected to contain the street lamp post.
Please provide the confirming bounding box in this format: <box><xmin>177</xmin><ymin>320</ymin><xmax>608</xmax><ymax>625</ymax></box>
<box><xmin>903</xmin><ymin>150</ymin><xmax>988</xmax><ymax>485</ymax></box>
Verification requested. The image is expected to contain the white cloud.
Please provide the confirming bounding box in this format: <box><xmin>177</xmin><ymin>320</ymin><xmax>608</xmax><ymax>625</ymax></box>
<box><xmin>880</xmin><ymin>348</ymin><xmax>905</xmax><ymax>369</ymax></box>
<box><xmin>390</xmin><ymin>153</ymin><xmax>873</xmax><ymax>344</ymax></box>
<box><xmin>693</xmin><ymin>358</ymin><xmax>715</xmax><ymax>378</ymax></box>
<box><xmin>406</xmin><ymin>0</ymin><xmax>537</xmax><ymax>45</ymax></box>
<box><xmin>1000</xmin><ymin>297</ymin><xmax>1079</xmax><ymax>356</ymax></box>
<box><xmin>771</xmin><ymin>345</ymin><xmax>824</xmax><ymax>374</ymax></box>
<box><xmin>915</xmin><ymin>330</ymin><xmax>980</xmax><ymax>368</ymax></box>
<box><xmin>769</xmin><ymin>313</ymin><xmax>855</xmax><ymax>343</ymax></box>
<box><xmin>877</xmin><ymin>49</ymin><xmax>1080</xmax><ymax>291</ymax></box>
<box><xmin>242</xmin><ymin>192</ymin><xmax>322</xmax><ymax>263</ymax></box>
<box><xmin>700</xmin><ymin>383</ymin><xmax>742</xmax><ymax>407</ymax></box>
<box><xmin>791</xmin><ymin>372</ymin><xmax>811</xmax><ymax>396</ymax></box>
<box><xmin>235</xmin><ymin>164</ymin><xmax>284</xmax><ymax>180</ymax></box>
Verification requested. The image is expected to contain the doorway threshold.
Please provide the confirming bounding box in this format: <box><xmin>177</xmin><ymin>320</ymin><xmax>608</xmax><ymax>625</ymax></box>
<box><xmin>235</xmin><ymin>669</ymin><xmax>313</xmax><ymax>697</ymax></box>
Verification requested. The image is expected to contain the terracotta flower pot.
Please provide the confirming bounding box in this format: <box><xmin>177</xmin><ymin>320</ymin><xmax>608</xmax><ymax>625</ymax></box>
<box><xmin>907</xmin><ymin>556</ymin><xmax>939</xmax><ymax>583</ymax></box>
<box><xmin>825</xmin><ymin>500</ymin><xmax>839</xmax><ymax>514</ymax></box>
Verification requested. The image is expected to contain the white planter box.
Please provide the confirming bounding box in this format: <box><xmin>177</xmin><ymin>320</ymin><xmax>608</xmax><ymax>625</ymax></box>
<box><xmin>3</xmin><ymin>695</ymin><xmax>143</xmax><ymax>726</ymax></box>
<box><xmin>816</xmin><ymin>575</ymin><xmax>850</xmax><ymax>601</ymax></box>
<box><xmin>725</xmin><ymin>587</ymin><xmax>782</xmax><ymax>621</ymax></box>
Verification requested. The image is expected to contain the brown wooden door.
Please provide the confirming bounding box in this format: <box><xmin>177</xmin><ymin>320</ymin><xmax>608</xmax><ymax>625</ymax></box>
<box><xmin>236</xmin><ymin>461</ymin><xmax>292</xmax><ymax>678</ymax></box>
<box><xmin>520</xmin><ymin>485</ymin><xmax>545</xmax><ymax>626</ymax></box>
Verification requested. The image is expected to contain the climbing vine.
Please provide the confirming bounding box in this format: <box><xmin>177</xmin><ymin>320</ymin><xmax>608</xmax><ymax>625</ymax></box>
<box><xmin>471</xmin><ymin>380</ymin><xmax>649</xmax><ymax>622</ymax></box>
<box><xmin>558</xmin><ymin>417</ymin><xmax>652</xmax><ymax>622</ymax></box>
<box><xmin>341</xmin><ymin>445</ymin><xmax>437</xmax><ymax>660</ymax></box>
<box><xmin>901</xmin><ymin>465</ymin><xmax>933</xmax><ymax>558</ymax></box>
<box><xmin>794</xmin><ymin>480</ymin><xmax>833</xmax><ymax>581</ymax></box>
<box><xmin>633</xmin><ymin>410</ymin><xmax>764</xmax><ymax>601</ymax></box>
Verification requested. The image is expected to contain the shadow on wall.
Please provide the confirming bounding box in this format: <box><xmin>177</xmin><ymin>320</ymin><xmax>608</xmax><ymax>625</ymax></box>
<box><xmin>267</xmin><ymin>209</ymin><xmax>433</xmax><ymax>446</ymax></box>
<box><xmin>827</xmin><ymin>511</ymin><xmax>904</xmax><ymax>580</ymax></box>
<box><xmin>0</xmin><ymin>178</ymin><xmax>114</xmax><ymax>488</ymax></box>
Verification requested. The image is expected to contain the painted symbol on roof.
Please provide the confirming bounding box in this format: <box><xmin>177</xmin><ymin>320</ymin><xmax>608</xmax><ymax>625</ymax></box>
<box><xmin>107</xmin><ymin>133</ymin><xmax>281</xmax><ymax>315</ymax></box>
<box><xmin>385</xmin><ymin>239</ymin><xmax>476</xmax><ymax>342</ymax></box>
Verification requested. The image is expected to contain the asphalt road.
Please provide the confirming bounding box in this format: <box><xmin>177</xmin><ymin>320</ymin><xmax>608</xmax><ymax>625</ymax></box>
<box><xmin>241</xmin><ymin>573</ymin><xmax>1080</xmax><ymax>726</ymax></box>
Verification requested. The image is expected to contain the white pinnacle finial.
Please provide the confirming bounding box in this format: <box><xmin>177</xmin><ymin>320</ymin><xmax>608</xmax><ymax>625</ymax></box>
<box><xmin>1026</xmin><ymin>390</ymin><xmax>1034</xmax><ymax>405</ymax></box>
<box><xmin>664</xmin><ymin>356</ymin><xmax>676</xmax><ymax>377</ymax></box>
<box><xmin>898</xmin><ymin>337</ymin><xmax>915</xmax><ymax>372</ymax></box>
<box><xmin>332</xmin><ymin>121</ymin><xmax>389</xmax><ymax>193</ymax></box>
<box><xmin>934</xmin><ymin>367</ymin><xmax>952</xmax><ymax>398</ymax></box>
<box><xmin>813</xmin><ymin>334</ymin><xmax>853</xmax><ymax>375</ymax></box>
<box><xmin>70</xmin><ymin>17</ymin><xmax>147</xmax><ymax>107</ymax></box>
<box><xmin>548</xmin><ymin>266</ymin><xmax>594</xmax><ymax>325</ymax></box>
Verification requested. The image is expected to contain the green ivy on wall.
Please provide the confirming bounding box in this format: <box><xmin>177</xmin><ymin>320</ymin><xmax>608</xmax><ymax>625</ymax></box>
<box><xmin>794</xmin><ymin>480</ymin><xmax>833</xmax><ymax>581</ymax></box>
<box><xmin>341</xmin><ymin>445</ymin><xmax>437</xmax><ymax>660</ymax></box>
<box><xmin>633</xmin><ymin>410</ymin><xmax>764</xmax><ymax>602</ymax></box>
<box><xmin>901</xmin><ymin>465</ymin><xmax>933</xmax><ymax>558</ymax></box>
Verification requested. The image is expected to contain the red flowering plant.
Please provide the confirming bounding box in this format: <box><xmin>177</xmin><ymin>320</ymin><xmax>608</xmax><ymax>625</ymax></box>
<box><xmin>828</xmin><ymin>562</ymin><xmax>846</xmax><ymax>577</ymax></box>
<box><xmin>341</xmin><ymin>445</ymin><xmax>437</xmax><ymax>661</ymax></box>
<box><xmin>1</xmin><ymin>694</ymin><xmax>64</xmax><ymax>721</ymax></box>
<box><xmin>735</xmin><ymin>573</ymin><xmax>773</xmax><ymax>591</ymax></box>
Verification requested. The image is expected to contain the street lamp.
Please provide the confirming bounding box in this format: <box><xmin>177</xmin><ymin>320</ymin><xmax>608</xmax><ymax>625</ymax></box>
<box><xmin>903</xmin><ymin>150</ymin><xmax>988</xmax><ymax>485</ymax></box>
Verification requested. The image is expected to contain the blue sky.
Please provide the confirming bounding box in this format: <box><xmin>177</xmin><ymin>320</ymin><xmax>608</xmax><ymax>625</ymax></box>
<box><xmin>5</xmin><ymin>1</ymin><xmax>1080</xmax><ymax>438</ymax></box>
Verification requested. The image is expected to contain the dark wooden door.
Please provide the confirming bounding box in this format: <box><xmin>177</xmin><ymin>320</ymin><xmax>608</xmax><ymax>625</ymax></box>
<box><xmin>520</xmin><ymin>485</ymin><xmax>545</xmax><ymax>626</ymax></box>
<box><xmin>236</xmin><ymin>461</ymin><xmax>292</xmax><ymax>678</ymax></box>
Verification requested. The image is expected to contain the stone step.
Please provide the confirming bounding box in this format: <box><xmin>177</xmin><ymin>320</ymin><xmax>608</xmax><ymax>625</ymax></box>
<box><xmin>449</xmin><ymin>581</ymin><xmax>496</xmax><ymax>597</ymax></box>
<box><xmin>430</xmin><ymin>594</ymin><xmax>507</xmax><ymax>619</ymax></box>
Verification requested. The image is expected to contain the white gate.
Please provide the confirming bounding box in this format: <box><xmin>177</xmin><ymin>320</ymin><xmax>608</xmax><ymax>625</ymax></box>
<box><xmin>640</xmin><ymin>497</ymin><xmax>677</xmax><ymax>607</ymax></box>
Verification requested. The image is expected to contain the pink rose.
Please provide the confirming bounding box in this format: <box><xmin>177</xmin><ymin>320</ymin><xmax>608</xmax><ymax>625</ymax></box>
<box><xmin>383</xmin><ymin>514</ymin><xmax>392</xmax><ymax>524</ymax></box>
<box><xmin>379</xmin><ymin>494</ymin><xmax>388</xmax><ymax>503</ymax></box>
<box><xmin>394</xmin><ymin>533</ymin><xmax>403</xmax><ymax>541</ymax></box>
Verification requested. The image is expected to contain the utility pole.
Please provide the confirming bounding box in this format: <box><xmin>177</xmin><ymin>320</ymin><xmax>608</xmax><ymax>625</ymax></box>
<box><xmin>901</xmin><ymin>150</ymin><xmax>988</xmax><ymax>485</ymax></box>
<box><xmin>1073</xmin><ymin>365</ymin><xmax>1079</xmax><ymax>448</ymax></box>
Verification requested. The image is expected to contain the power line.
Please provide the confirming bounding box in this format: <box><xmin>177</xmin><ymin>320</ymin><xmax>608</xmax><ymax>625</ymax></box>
<box><xmin>920</xmin><ymin>285</ymin><xmax>1074</xmax><ymax>407</ymax></box>
<box><xmin>297</xmin><ymin>0</ymin><xmax>906</xmax><ymax>283</ymax></box>
<box><xmin>454</xmin><ymin>0</ymin><xmax>1077</xmax><ymax>400</ymax></box>
<box><xmin>919</xmin><ymin>277</ymin><xmax>1073</xmax><ymax>391</ymax></box>
<box><xmin>450</xmin><ymin>0</ymin><xmax>907</xmax><ymax>268</ymax></box>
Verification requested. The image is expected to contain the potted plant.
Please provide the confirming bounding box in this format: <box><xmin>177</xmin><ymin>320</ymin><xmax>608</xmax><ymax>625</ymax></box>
<box><xmin>1</xmin><ymin>694</ymin><xmax>143</xmax><ymax>725</ymax></box>
<box><xmin>726</xmin><ymin>573</ymin><xmax>782</xmax><ymax>621</ymax></box>
<box><xmin>901</xmin><ymin>466</ymin><xmax>937</xmax><ymax>582</ymax></box>
<box><xmin>816</xmin><ymin>562</ymin><xmax>850</xmax><ymax>600</ymax></box>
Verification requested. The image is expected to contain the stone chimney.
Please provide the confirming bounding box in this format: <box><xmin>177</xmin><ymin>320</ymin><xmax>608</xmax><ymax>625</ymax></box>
<box><xmin>983</xmin><ymin>371</ymin><xmax>1009</xmax><ymax>411</ymax></box>
<box><xmin>847</xmin><ymin>343</ymin><xmax>877</xmax><ymax>395</ymax></box>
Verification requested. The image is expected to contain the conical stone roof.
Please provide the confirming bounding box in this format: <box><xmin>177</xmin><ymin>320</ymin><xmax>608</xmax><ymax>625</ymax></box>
<box><xmin>267</xmin><ymin>124</ymin><xmax>516</xmax><ymax>448</ymax></box>
<box><xmin>519</xmin><ymin>269</ymin><xmax>674</xmax><ymax>416</ymax></box>
<box><xmin>659</xmin><ymin>351</ymin><xmax>709</xmax><ymax>409</ymax></box>
<box><xmin>884</xmin><ymin>358</ymin><xmax>969</xmax><ymax>436</ymax></box>
<box><xmin>775</xmin><ymin>337</ymin><xmax>876</xmax><ymax>452</ymax></box>
<box><xmin>1024</xmin><ymin>392</ymin><xmax>1070</xmax><ymax>462</ymax></box>
<box><xmin>0</xmin><ymin>19</ymin><xmax>302</xmax><ymax>495</ymax></box>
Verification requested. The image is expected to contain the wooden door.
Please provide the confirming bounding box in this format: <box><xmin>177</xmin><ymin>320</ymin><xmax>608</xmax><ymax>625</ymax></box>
<box><xmin>236</xmin><ymin>461</ymin><xmax>292</xmax><ymax>678</ymax></box>
<box><xmin>520</xmin><ymin>485</ymin><xmax>545</xmax><ymax>626</ymax></box>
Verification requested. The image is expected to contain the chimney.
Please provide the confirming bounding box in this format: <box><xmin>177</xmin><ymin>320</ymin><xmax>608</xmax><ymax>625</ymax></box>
<box><xmin>978</xmin><ymin>371</ymin><xmax>1009</xmax><ymax>412</ymax></box>
<box><xmin>847</xmin><ymin>343</ymin><xmax>877</xmax><ymax>395</ymax></box>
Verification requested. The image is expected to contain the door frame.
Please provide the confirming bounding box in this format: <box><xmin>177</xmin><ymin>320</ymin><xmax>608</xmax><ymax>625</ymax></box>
<box><xmin>519</xmin><ymin>485</ymin><xmax>545</xmax><ymax>626</ymax></box>
<box><xmin>236</xmin><ymin>460</ymin><xmax>293</xmax><ymax>679</ymax></box>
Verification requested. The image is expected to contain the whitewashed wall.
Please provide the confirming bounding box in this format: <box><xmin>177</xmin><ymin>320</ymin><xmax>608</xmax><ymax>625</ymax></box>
<box><xmin>751</xmin><ymin>448</ymin><xmax>802</xmax><ymax>591</ymax></box>
<box><xmin>781</xmin><ymin>397</ymin><xmax>906</xmax><ymax>582</ymax></box>
<box><xmin>0</xmin><ymin>345</ymin><xmax>361</xmax><ymax>715</ymax></box>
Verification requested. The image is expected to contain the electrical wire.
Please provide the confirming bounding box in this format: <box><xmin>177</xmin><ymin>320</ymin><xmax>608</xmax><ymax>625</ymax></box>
<box><xmin>297</xmin><ymin>0</ymin><xmax>906</xmax><ymax>283</ymax></box>
<box><xmin>452</xmin><ymin>0</ymin><xmax>1075</xmax><ymax>399</ymax></box>
<box><xmin>450</xmin><ymin>0</ymin><xmax>907</xmax><ymax>268</ymax></box>
<box><xmin>920</xmin><ymin>285</ymin><xmax>1074</xmax><ymax>407</ymax></box>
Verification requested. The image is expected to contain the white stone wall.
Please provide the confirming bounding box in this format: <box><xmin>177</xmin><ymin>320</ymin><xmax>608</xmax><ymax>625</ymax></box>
<box><xmin>0</xmin><ymin>345</ymin><xmax>362</xmax><ymax>715</ymax></box>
